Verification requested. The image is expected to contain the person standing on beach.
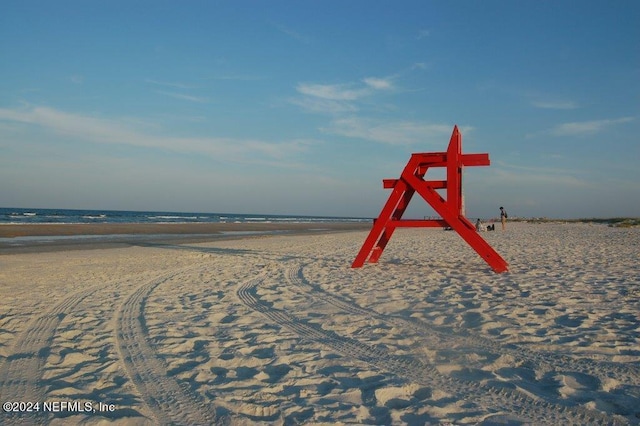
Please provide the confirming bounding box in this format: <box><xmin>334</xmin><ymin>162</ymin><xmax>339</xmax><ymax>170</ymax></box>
<box><xmin>500</xmin><ymin>206</ymin><xmax>507</xmax><ymax>230</ymax></box>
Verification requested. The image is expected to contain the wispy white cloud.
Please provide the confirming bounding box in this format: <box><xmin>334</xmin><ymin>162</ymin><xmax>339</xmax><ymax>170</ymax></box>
<box><xmin>145</xmin><ymin>79</ymin><xmax>210</xmax><ymax>103</ymax></box>
<box><xmin>154</xmin><ymin>90</ymin><xmax>210</xmax><ymax>103</ymax></box>
<box><xmin>522</xmin><ymin>89</ymin><xmax>579</xmax><ymax>110</ymax></box>
<box><xmin>293</xmin><ymin>71</ymin><xmax>452</xmax><ymax>144</ymax></box>
<box><xmin>292</xmin><ymin>68</ymin><xmax>437</xmax><ymax>144</ymax></box>
<box><xmin>363</xmin><ymin>77</ymin><xmax>393</xmax><ymax>90</ymax></box>
<box><xmin>271</xmin><ymin>22</ymin><xmax>309</xmax><ymax>43</ymax></box>
<box><xmin>485</xmin><ymin>86</ymin><xmax>579</xmax><ymax>111</ymax></box>
<box><xmin>293</xmin><ymin>75</ymin><xmax>396</xmax><ymax>114</ymax></box>
<box><xmin>296</xmin><ymin>73</ymin><xmax>397</xmax><ymax>102</ymax></box>
<box><xmin>322</xmin><ymin>117</ymin><xmax>455</xmax><ymax>145</ymax></box>
<box><xmin>551</xmin><ymin>117</ymin><xmax>634</xmax><ymax>136</ymax></box>
<box><xmin>296</xmin><ymin>83</ymin><xmax>369</xmax><ymax>101</ymax></box>
<box><xmin>0</xmin><ymin>106</ymin><xmax>309</xmax><ymax>166</ymax></box>
<box><xmin>531</xmin><ymin>99</ymin><xmax>578</xmax><ymax>110</ymax></box>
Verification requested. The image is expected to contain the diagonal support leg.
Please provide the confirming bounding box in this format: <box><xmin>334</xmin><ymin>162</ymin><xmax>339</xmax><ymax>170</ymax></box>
<box><xmin>368</xmin><ymin>186</ymin><xmax>415</xmax><ymax>263</ymax></box>
<box><xmin>406</xmin><ymin>174</ymin><xmax>509</xmax><ymax>273</ymax></box>
<box><xmin>352</xmin><ymin>181</ymin><xmax>410</xmax><ymax>267</ymax></box>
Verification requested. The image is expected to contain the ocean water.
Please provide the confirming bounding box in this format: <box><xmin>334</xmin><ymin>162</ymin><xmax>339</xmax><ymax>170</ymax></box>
<box><xmin>0</xmin><ymin>207</ymin><xmax>370</xmax><ymax>225</ymax></box>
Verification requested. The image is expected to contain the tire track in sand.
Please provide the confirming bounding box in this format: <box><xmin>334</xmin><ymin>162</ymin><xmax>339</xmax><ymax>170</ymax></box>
<box><xmin>237</xmin><ymin>268</ymin><xmax>623</xmax><ymax>425</ymax></box>
<box><xmin>288</xmin><ymin>263</ymin><xmax>637</xmax><ymax>423</ymax></box>
<box><xmin>0</xmin><ymin>280</ymin><xmax>118</xmax><ymax>425</ymax></box>
<box><xmin>287</xmin><ymin>264</ymin><xmax>640</xmax><ymax>387</ymax></box>
<box><xmin>114</xmin><ymin>265</ymin><xmax>217</xmax><ymax>426</ymax></box>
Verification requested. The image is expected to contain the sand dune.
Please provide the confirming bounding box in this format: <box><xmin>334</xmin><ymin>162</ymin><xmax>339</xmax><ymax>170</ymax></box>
<box><xmin>0</xmin><ymin>222</ymin><xmax>638</xmax><ymax>424</ymax></box>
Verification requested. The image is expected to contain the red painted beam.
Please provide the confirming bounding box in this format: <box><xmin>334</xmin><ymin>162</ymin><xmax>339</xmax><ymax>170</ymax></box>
<box><xmin>352</xmin><ymin>125</ymin><xmax>508</xmax><ymax>273</ymax></box>
<box><xmin>460</xmin><ymin>153</ymin><xmax>490</xmax><ymax>167</ymax></box>
<box><xmin>383</xmin><ymin>179</ymin><xmax>398</xmax><ymax>188</ymax></box>
<box><xmin>383</xmin><ymin>179</ymin><xmax>446</xmax><ymax>189</ymax></box>
<box><xmin>389</xmin><ymin>219</ymin><xmax>448</xmax><ymax>228</ymax></box>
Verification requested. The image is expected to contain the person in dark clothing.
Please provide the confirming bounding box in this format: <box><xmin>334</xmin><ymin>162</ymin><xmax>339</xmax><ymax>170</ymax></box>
<box><xmin>500</xmin><ymin>206</ymin><xmax>507</xmax><ymax>230</ymax></box>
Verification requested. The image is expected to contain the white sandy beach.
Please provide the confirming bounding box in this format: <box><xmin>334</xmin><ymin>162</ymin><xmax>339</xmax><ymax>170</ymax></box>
<box><xmin>0</xmin><ymin>222</ymin><xmax>639</xmax><ymax>425</ymax></box>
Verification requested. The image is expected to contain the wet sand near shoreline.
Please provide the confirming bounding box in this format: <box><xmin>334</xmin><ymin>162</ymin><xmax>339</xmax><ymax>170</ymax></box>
<box><xmin>0</xmin><ymin>222</ymin><xmax>372</xmax><ymax>238</ymax></box>
<box><xmin>0</xmin><ymin>222</ymin><xmax>372</xmax><ymax>254</ymax></box>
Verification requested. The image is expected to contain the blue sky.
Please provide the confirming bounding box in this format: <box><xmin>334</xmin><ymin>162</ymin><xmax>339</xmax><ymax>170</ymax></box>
<box><xmin>1</xmin><ymin>1</ymin><xmax>638</xmax><ymax>219</ymax></box>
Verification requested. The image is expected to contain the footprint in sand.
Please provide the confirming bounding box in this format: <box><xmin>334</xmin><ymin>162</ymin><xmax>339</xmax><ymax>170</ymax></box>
<box><xmin>555</xmin><ymin>313</ymin><xmax>587</xmax><ymax>328</ymax></box>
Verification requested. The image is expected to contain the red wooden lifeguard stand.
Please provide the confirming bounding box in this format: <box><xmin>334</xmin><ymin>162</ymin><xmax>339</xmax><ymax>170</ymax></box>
<box><xmin>352</xmin><ymin>125</ymin><xmax>509</xmax><ymax>273</ymax></box>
